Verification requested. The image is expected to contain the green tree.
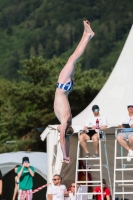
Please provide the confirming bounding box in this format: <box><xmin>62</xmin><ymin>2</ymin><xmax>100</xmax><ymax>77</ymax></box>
<box><xmin>0</xmin><ymin>0</ymin><xmax>133</xmax><ymax>79</ymax></box>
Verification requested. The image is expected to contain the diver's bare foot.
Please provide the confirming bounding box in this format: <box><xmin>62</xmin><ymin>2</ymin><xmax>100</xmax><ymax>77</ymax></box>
<box><xmin>83</xmin><ymin>20</ymin><xmax>95</xmax><ymax>40</ymax></box>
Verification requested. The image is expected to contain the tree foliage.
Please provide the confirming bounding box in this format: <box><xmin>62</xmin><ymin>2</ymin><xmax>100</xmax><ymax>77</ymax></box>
<box><xmin>0</xmin><ymin>0</ymin><xmax>132</xmax><ymax>79</ymax></box>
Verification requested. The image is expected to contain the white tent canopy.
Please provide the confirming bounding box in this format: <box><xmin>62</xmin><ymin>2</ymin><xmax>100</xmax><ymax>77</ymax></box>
<box><xmin>73</xmin><ymin>25</ymin><xmax>133</xmax><ymax>127</ymax></box>
<box><xmin>0</xmin><ymin>151</ymin><xmax>47</xmax><ymax>180</ymax></box>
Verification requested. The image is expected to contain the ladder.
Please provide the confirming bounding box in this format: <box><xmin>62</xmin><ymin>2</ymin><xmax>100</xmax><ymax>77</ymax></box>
<box><xmin>75</xmin><ymin>130</ymin><xmax>112</xmax><ymax>200</ymax></box>
<box><xmin>113</xmin><ymin>128</ymin><xmax>133</xmax><ymax>200</ymax></box>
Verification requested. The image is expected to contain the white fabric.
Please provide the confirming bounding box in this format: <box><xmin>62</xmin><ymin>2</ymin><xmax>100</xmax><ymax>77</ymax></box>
<box><xmin>119</xmin><ymin>115</ymin><xmax>133</xmax><ymax>125</ymax></box>
<box><xmin>40</xmin><ymin>125</ymin><xmax>59</xmax><ymax>141</ymax></box>
<box><xmin>68</xmin><ymin>192</ymin><xmax>76</xmax><ymax>200</ymax></box>
<box><xmin>85</xmin><ymin>115</ymin><xmax>107</xmax><ymax>127</ymax></box>
<box><xmin>46</xmin><ymin>127</ymin><xmax>63</xmax><ymax>183</ymax></box>
<box><xmin>72</xmin><ymin>25</ymin><xmax>133</xmax><ymax>127</ymax></box>
<box><xmin>64</xmin><ymin>193</ymin><xmax>76</xmax><ymax>200</ymax></box>
<box><xmin>47</xmin><ymin>184</ymin><xmax>67</xmax><ymax>200</ymax></box>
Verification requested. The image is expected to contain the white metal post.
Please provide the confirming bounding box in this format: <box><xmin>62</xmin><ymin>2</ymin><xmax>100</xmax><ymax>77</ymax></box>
<box><xmin>75</xmin><ymin>137</ymin><xmax>80</xmax><ymax>199</ymax></box>
<box><xmin>104</xmin><ymin>141</ymin><xmax>112</xmax><ymax>195</ymax></box>
<box><xmin>99</xmin><ymin>139</ymin><xmax>103</xmax><ymax>200</ymax></box>
<box><xmin>120</xmin><ymin>145</ymin><xmax>124</xmax><ymax>200</ymax></box>
<box><xmin>113</xmin><ymin>139</ymin><xmax>117</xmax><ymax>200</ymax></box>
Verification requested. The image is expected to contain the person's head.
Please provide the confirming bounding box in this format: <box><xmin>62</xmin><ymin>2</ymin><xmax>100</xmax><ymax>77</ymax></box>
<box><xmin>70</xmin><ymin>182</ymin><xmax>75</xmax><ymax>193</ymax></box>
<box><xmin>52</xmin><ymin>174</ymin><xmax>62</xmax><ymax>186</ymax></box>
<box><xmin>92</xmin><ymin>105</ymin><xmax>100</xmax><ymax>116</ymax></box>
<box><xmin>127</xmin><ymin>102</ymin><xmax>133</xmax><ymax>115</ymax></box>
<box><xmin>66</xmin><ymin>126</ymin><xmax>74</xmax><ymax>136</ymax></box>
<box><xmin>102</xmin><ymin>179</ymin><xmax>106</xmax><ymax>188</ymax></box>
<box><xmin>22</xmin><ymin>156</ymin><xmax>30</xmax><ymax>167</ymax></box>
<box><xmin>14</xmin><ymin>165</ymin><xmax>19</xmax><ymax>173</ymax></box>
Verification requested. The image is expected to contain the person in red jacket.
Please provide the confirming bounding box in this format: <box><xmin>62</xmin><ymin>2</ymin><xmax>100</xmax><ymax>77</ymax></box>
<box><xmin>93</xmin><ymin>179</ymin><xmax>111</xmax><ymax>200</ymax></box>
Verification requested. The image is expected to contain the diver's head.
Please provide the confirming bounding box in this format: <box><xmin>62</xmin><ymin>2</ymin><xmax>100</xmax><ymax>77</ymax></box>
<box><xmin>66</xmin><ymin>126</ymin><xmax>74</xmax><ymax>136</ymax></box>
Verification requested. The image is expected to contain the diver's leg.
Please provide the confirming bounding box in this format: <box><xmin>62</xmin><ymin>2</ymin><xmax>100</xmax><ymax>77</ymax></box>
<box><xmin>58</xmin><ymin>20</ymin><xmax>95</xmax><ymax>83</ymax></box>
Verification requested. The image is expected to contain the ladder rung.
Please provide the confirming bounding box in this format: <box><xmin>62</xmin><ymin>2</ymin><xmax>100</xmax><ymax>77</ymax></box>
<box><xmin>78</xmin><ymin>158</ymin><xmax>100</xmax><ymax>160</ymax></box>
<box><xmin>115</xmin><ymin>192</ymin><xmax>133</xmax><ymax>194</ymax></box>
<box><xmin>118</xmin><ymin>184</ymin><xmax>133</xmax><ymax>186</ymax></box>
<box><xmin>87</xmin><ymin>164</ymin><xmax>100</xmax><ymax>167</ymax></box>
<box><xmin>77</xmin><ymin>184</ymin><xmax>104</xmax><ymax>187</ymax></box>
<box><xmin>115</xmin><ymin>168</ymin><xmax>133</xmax><ymax>171</ymax></box>
<box><xmin>76</xmin><ymin>192</ymin><xmax>102</xmax><ymax>195</ymax></box>
<box><xmin>84</xmin><ymin>184</ymin><xmax>100</xmax><ymax>186</ymax></box>
<box><xmin>76</xmin><ymin>180</ymin><xmax>101</xmax><ymax>183</ymax></box>
<box><xmin>77</xmin><ymin>169</ymin><xmax>100</xmax><ymax>172</ymax></box>
<box><xmin>123</xmin><ymin>164</ymin><xmax>133</xmax><ymax>166</ymax></box>
<box><xmin>115</xmin><ymin>180</ymin><xmax>133</xmax><ymax>182</ymax></box>
<box><xmin>87</xmin><ymin>164</ymin><xmax>107</xmax><ymax>167</ymax></box>
<box><xmin>116</xmin><ymin>156</ymin><xmax>132</xmax><ymax>159</ymax></box>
